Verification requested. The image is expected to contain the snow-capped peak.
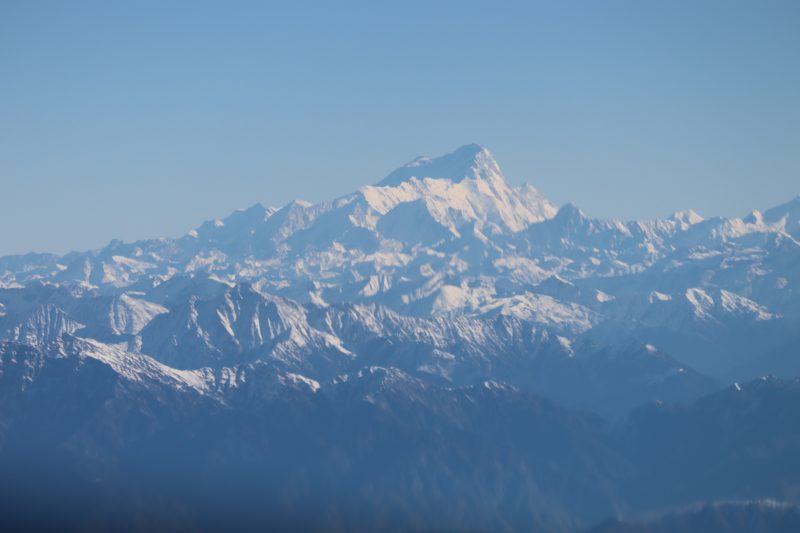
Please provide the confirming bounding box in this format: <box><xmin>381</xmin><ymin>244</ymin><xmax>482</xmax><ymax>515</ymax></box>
<box><xmin>763</xmin><ymin>194</ymin><xmax>800</xmax><ymax>238</ymax></box>
<box><xmin>553</xmin><ymin>202</ymin><xmax>587</xmax><ymax>224</ymax></box>
<box><xmin>377</xmin><ymin>144</ymin><xmax>504</xmax><ymax>187</ymax></box>
<box><xmin>670</xmin><ymin>209</ymin><xmax>704</xmax><ymax>225</ymax></box>
<box><xmin>357</xmin><ymin>144</ymin><xmax>556</xmax><ymax>234</ymax></box>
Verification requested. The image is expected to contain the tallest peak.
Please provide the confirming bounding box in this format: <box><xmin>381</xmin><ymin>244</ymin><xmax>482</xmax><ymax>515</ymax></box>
<box><xmin>453</xmin><ymin>143</ymin><xmax>487</xmax><ymax>156</ymax></box>
<box><xmin>377</xmin><ymin>144</ymin><xmax>503</xmax><ymax>187</ymax></box>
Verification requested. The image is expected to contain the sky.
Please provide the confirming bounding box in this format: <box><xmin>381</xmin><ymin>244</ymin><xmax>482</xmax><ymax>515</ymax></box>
<box><xmin>1</xmin><ymin>1</ymin><xmax>799</xmax><ymax>256</ymax></box>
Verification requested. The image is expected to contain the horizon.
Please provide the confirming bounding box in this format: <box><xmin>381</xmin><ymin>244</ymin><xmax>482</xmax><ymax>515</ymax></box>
<box><xmin>3</xmin><ymin>141</ymin><xmax>799</xmax><ymax>258</ymax></box>
<box><xmin>2</xmin><ymin>2</ymin><xmax>800</xmax><ymax>255</ymax></box>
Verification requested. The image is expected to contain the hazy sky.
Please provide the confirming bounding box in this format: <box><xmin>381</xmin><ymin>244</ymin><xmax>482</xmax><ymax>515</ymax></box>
<box><xmin>1</xmin><ymin>1</ymin><xmax>799</xmax><ymax>255</ymax></box>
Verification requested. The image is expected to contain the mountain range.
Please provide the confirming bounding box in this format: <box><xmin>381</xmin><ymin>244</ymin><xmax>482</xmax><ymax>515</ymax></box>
<box><xmin>1</xmin><ymin>144</ymin><xmax>799</xmax><ymax>531</ymax></box>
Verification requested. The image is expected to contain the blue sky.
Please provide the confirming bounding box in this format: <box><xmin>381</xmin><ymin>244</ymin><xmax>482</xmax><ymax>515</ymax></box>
<box><xmin>1</xmin><ymin>1</ymin><xmax>799</xmax><ymax>255</ymax></box>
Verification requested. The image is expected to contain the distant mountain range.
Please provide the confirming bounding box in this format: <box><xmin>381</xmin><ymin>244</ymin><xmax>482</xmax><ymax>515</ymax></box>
<box><xmin>1</xmin><ymin>144</ymin><xmax>799</xmax><ymax>531</ymax></box>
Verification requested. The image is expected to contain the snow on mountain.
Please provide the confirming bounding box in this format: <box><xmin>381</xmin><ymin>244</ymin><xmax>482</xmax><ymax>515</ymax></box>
<box><xmin>670</xmin><ymin>209</ymin><xmax>704</xmax><ymax>227</ymax></box>
<box><xmin>105</xmin><ymin>293</ymin><xmax>168</xmax><ymax>335</ymax></box>
<box><xmin>1</xmin><ymin>304</ymin><xmax>84</xmax><ymax>346</ymax></box>
<box><xmin>363</xmin><ymin>144</ymin><xmax>556</xmax><ymax>235</ymax></box>
<box><xmin>0</xmin><ymin>143</ymin><xmax>797</xmax><ymax>389</ymax></box>
<box><xmin>4</xmin><ymin>144</ymin><xmax>800</xmax><ymax>532</ymax></box>
<box><xmin>378</xmin><ymin>143</ymin><xmax>504</xmax><ymax>186</ymax></box>
<box><xmin>764</xmin><ymin>194</ymin><xmax>800</xmax><ymax>238</ymax></box>
<box><xmin>139</xmin><ymin>283</ymin><xmax>352</xmax><ymax>373</ymax></box>
<box><xmin>478</xmin><ymin>293</ymin><xmax>599</xmax><ymax>334</ymax></box>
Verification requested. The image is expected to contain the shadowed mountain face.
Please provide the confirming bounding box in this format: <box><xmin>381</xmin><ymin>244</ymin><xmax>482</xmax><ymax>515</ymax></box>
<box><xmin>0</xmin><ymin>355</ymin><xmax>627</xmax><ymax>531</ymax></box>
<box><xmin>1</xmin><ymin>145</ymin><xmax>799</xmax><ymax>530</ymax></box>
<box><xmin>591</xmin><ymin>501</ymin><xmax>800</xmax><ymax>533</ymax></box>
